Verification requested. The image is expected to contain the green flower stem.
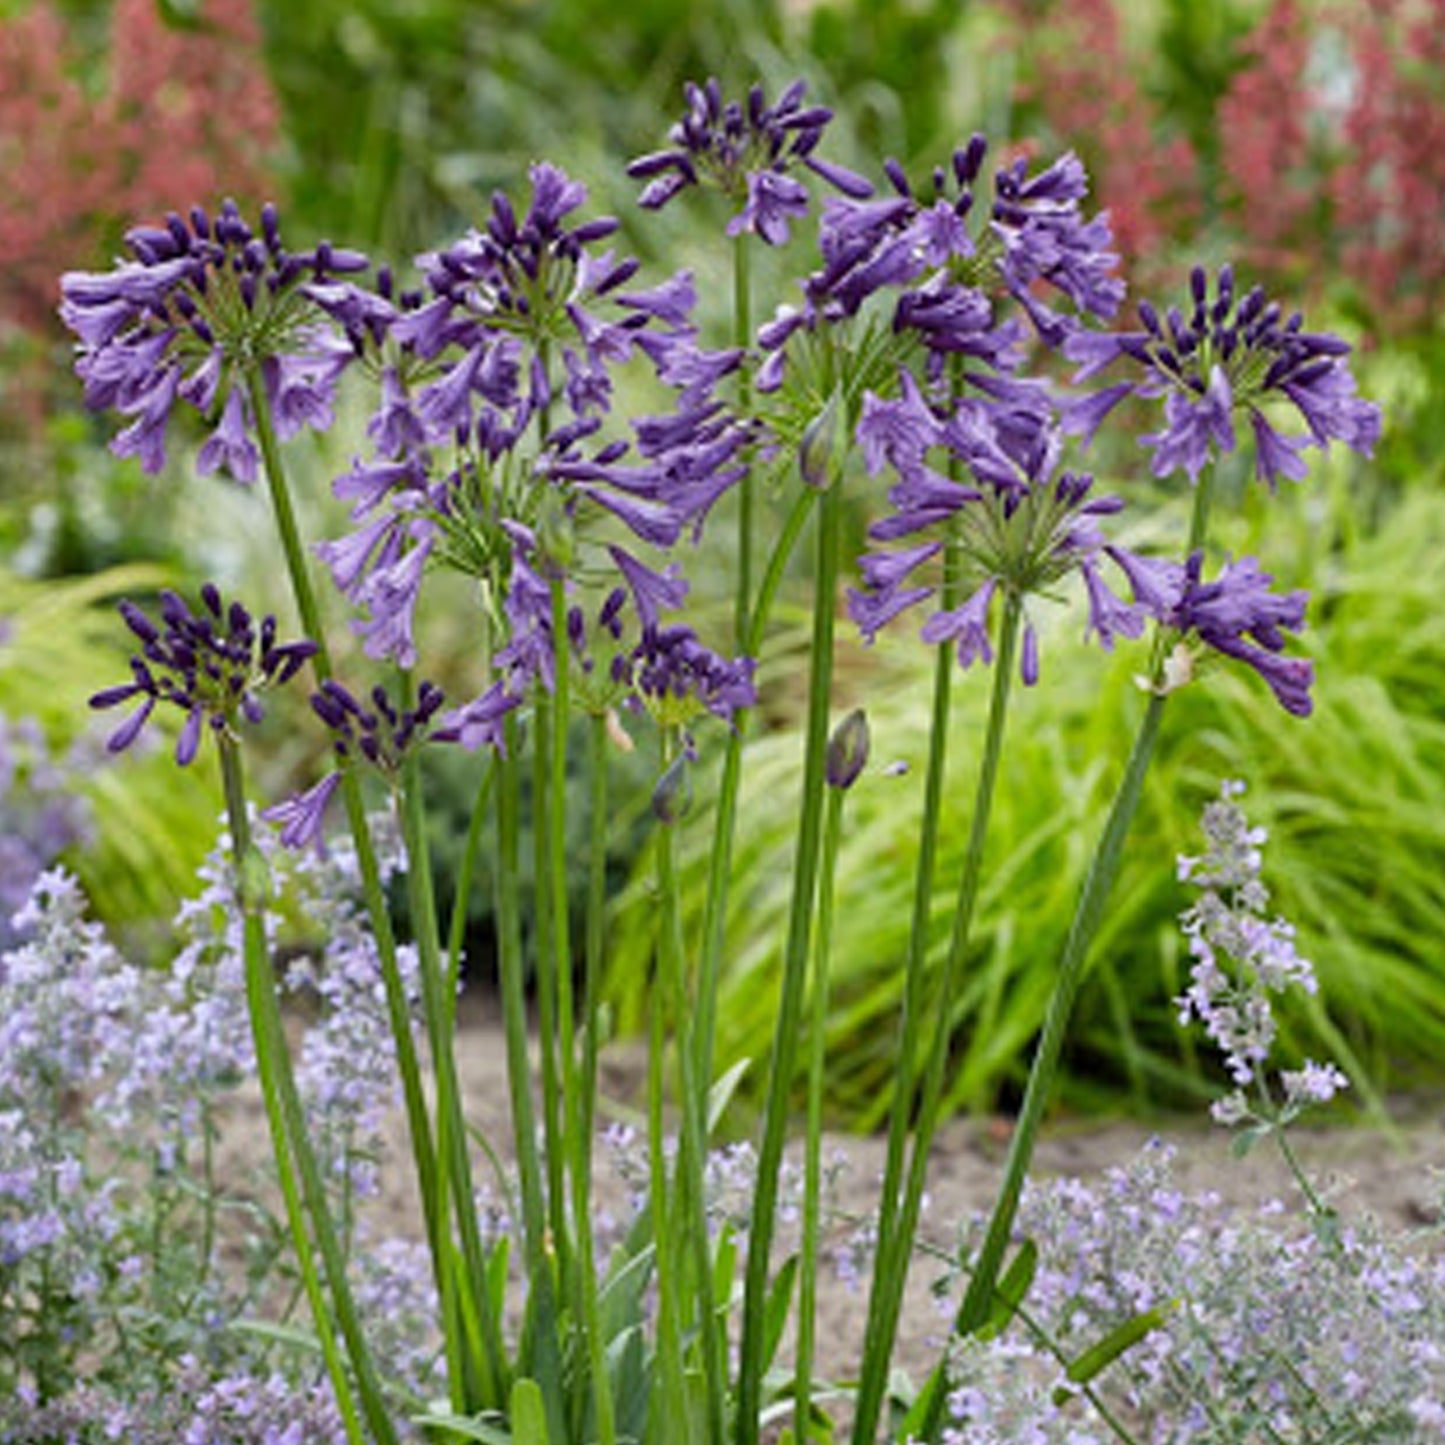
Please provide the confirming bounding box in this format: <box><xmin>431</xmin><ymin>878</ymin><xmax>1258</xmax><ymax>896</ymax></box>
<box><xmin>217</xmin><ymin>734</ymin><xmax>391</xmax><ymax>1445</ymax></box>
<box><xmin>733</xmin><ymin>232</ymin><xmax>754</xmax><ymax>651</ymax></box>
<box><xmin>494</xmin><ymin>715</ymin><xmax>568</xmax><ymax>1441</ymax></box>
<box><xmin>849</xmin><ymin>589</ymin><xmax>1024</xmax><ymax>1445</ymax></box>
<box><xmin>572</xmin><ymin>711</ymin><xmax>618</xmax><ymax>1445</ymax></box>
<box><xmin>941</xmin><ymin>477</ymin><xmax>1219</xmax><ymax>1395</ymax></box>
<box><xmin>529</xmin><ymin>695</ymin><xmax>569</xmax><ymax>1272</ymax></box>
<box><xmin>692</xmin><ymin>485</ymin><xmax>818</xmax><ymax>1093</ymax></box>
<box><xmin>849</xmin><ymin>537</ymin><xmax>959</xmax><ymax>1444</ymax></box>
<box><xmin>397</xmin><ymin>687</ymin><xmax>503</xmax><ymax>1411</ymax></box>
<box><xmin>244</xmin><ymin>370</ymin><xmax>443</xmax><ymax>1297</ymax></box>
<box><xmin>547</xmin><ymin>579</ymin><xmax>581</xmax><ymax>1302</ymax></box>
<box><xmin>583</xmin><ymin>712</ymin><xmax>609</xmax><ymax>1150</ymax></box>
<box><xmin>647</xmin><ymin>867</ymin><xmax>690</xmax><ymax>1438</ymax></box>
<box><xmin>444</xmin><ymin>758</ymin><xmax>496</xmax><ymax>1017</ymax></box>
<box><xmin>796</xmin><ymin>779</ymin><xmax>845</xmax><ymax>1441</ymax></box>
<box><xmin>656</xmin><ymin>730</ymin><xmax>726</xmax><ymax>1445</ymax></box>
<box><xmin>951</xmin><ymin>683</ymin><xmax>1168</xmax><ymax>1329</ymax></box>
<box><xmin>735</xmin><ymin>475</ymin><xmax>843</xmax><ymax>1445</ymax></box>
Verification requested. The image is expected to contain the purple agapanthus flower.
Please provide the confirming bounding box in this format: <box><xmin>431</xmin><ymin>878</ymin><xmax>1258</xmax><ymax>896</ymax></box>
<box><xmin>847</xmin><ymin>385</ymin><xmax>1145</xmax><ymax>681</ymax></box>
<box><xmin>1109</xmin><ymin>547</ymin><xmax>1314</xmax><ymax>716</ymax></box>
<box><xmin>1062</xmin><ymin>264</ymin><xmax>1382</xmax><ymax>486</ymax></box>
<box><xmin>261</xmin><ymin>677</ymin><xmax>450</xmax><ymax>850</ymax></box>
<box><xmin>89</xmin><ymin>585</ymin><xmax>316</xmax><ymax>764</ymax></box>
<box><xmin>617</xmin><ymin>621</ymin><xmax>757</xmax><ymax>737</ymax></box>
<box><xmin>399</xmin><ymin>162</ymin><xmax>647</xmax><ymax>450</ymax></box>
<box><xmin>60</xmin><ymin>201</ymin><xmax>370</xmax><ymax>478</ymax></box>
<box><xmin>628</xmin><ymin>78</ymin><xmax>872</xmax><ymax>243</ymax></box>
<box><xmin>757</xmin><ymin>136</ymin><xmax>1122</xmax><ymax>394</ymax></box>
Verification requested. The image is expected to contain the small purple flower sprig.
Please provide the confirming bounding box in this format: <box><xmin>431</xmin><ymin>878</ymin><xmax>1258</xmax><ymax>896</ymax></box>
<box><xmin>1064</xmin><ymin>263</ymin><xmax>1383</xmax><ymax>485</ymax></box>
<box><xmin>88</xmin><ymin>585</ymin><xmax>316</xmax><ymax>765</ymax></box>
<box><xmin>261</xmin><ymin>677</ymin><xmax>456</xmax><ymax>853</ymax></box>
<box><xmin>60</xmin><ymin>200</ymin><xmax>372</xmax><ymax>481</ymax></box>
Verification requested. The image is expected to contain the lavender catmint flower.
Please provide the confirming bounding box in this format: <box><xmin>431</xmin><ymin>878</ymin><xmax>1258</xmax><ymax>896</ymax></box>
<box><xmin>1176</xmin><ymin>782</ymin><xmax>1341</xmax><ymax>1122</ymax></box>
<box><xmin>60</xmin><ymin>201</ymin><xmax>370</xmax><ymax>478</ymax></box>
<box><xmin>628</xmin><ymin>77</ymin><xmax>872</xmax><ymax>241</ymax></box>
<box><xmin>1062</xmin><ymin>264</ymin><xmax>1383</xmax><ymax>485</ymax></box>
<box><xmin>0</xmin><ymin>714</ymin><xmax>91</xmax><ymax>950</ymax></box>
<box><xmin>89</xmin><ymin>586</ymin><xmax>317</xmax><ymax>764</ymax></box>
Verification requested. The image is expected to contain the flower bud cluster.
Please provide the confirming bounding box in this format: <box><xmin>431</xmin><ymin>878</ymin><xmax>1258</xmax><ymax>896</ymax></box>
<box><xmin>89</xmin><ymin>586</ymin><xmax>316</xmax><ymax>765</ymax></box>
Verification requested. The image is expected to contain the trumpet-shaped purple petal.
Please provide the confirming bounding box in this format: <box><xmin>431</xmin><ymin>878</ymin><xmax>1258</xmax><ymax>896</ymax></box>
<box><xmin>262</xmin><ymin>771</ymin><xmax>343</xmax><ymax>851</ymax></box>
<box><xmin>196</xmin><ymin>387</ymin><xmax>259</xmax><ymax>484</ymax></box>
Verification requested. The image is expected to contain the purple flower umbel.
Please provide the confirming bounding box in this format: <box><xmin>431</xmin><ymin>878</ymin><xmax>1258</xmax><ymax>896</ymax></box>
<box><xmin>262</xmin><ymin>678</ymin><xmax>451</xmax><ymax>851</ymax></box>
<box><xmin>628</xmin><ymin>78</ymin><xmax>872</xmax><ymax>243</ymax></box>
<box><xmin>848</xmin><ymin>382</ymin><xmax>1146</xmax><ymax>681</ymax></box>
<box><xmin>89</xmin><ymin>585</ymin><xmax>316</xmax><ymax>764</ymax></box>
<box><xmin>1063</xmin><ymin>264</ymin><xmax>1382</xmax><ymax>486</ymax></box>
<box><xmin>756</xmin><ymin>137</ymin><xmax>1122</xmax><ymax>395</ymax></box>
<box><xmin>61</xmin><ymin>201</ymin><xmax>371</xmax><ymax>478</ymax></box>
<box><xmin>1109</xmin><ymin>548</ymin><xmax>1315</xmax><ymax>716</ymax></box>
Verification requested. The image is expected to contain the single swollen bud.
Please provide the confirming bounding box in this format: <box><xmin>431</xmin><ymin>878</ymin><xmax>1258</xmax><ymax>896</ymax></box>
<box><xmin>825</xmin><ymin>707</ymin><xmax>870</xmax><ymax>791</ymax></box>
<box><xmin>651</xmin><ymin>753</ymin><xmax>693</xmax><ymax>824</ymax></box>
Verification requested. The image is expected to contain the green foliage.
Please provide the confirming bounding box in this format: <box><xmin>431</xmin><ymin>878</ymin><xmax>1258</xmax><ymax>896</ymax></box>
<box><xmin>607</xmin><ymin>479</ymin><xmax>1445</xmax><ymax>1126</ymax></box>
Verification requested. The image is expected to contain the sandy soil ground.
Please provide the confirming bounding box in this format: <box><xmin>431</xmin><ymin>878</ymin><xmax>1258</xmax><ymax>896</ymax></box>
<box><xmin>220</xmin><ymin>994</ymin><xmax>1445</xmax><ymax>1400</ymax></box>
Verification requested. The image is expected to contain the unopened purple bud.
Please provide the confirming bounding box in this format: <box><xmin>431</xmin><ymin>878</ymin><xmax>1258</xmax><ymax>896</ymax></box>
<box><xmin>798</xmin><ymin>388</ymin><xmax>845</xmax><ymax>489</ymax></box>
<box><xmin>651</xmin><ymin>753</ymin><xmax>692</xmax><ymax>824</ymax></box>
<box><xmin>825</xmin><ymin>708</ymin><xmax>870</xmax><ymax>790</ymax></box>
<box><xmin>883</xmin><ymin>158</ymin><xmax>911</xmax><ymax>198</ymax></box>
<box><xmin>955</xmin><ymin>133</ymin><xmax>988</xmax><ymax>185</ymax></box>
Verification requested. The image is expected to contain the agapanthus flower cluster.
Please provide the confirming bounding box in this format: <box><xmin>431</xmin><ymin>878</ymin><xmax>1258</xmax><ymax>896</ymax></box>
<box><xmin>261</xmin><ymin>677</ymin><xmax>449</xmax><ymax>852</ymax></box>
<box><xmin>1064</xmin><ymin>263</ymin><xmax>1383</xmax><ymax>485</ymax></box>
<box><xmin>315</xmin><ymin>171</ymin><xmax>749</xmax><ymax>677</ymax></box>
<box><xmin>60</xmin><ymin>199</ymin><xmax>370</xmax><ymax>478</ymax></box>
<box><xmin>758</xmin><ymin>134</ymin><xmax>1124</xmax><ymax>392</ymax></box>
<box><xmin>88</xmin><ymin>584</ymin><xmax>316</xmax><ymax>764</ymax></box>
<box><xmin>1110</xmin><ymin>548</ymin><xmax>1315</xmax><ymax>716</ymax></box>
<box><xmin>847</xmin><ymin>379</ymin><xmax>1145</xmax><ymax>682</ymax></box>
<box><xmin>1175</xmin><ymin>782</ymin><xmax>1343</xmax><ymax>1123</ymax></box>
<box><xmin>628</xmin><ymin>77</ymin><xmax>872</xmax><ymax>243</ymax></box>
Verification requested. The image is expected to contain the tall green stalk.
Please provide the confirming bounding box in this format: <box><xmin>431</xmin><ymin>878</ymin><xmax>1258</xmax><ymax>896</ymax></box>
<box><xmin>244</xmin><ymin>371</ymin><xmax>444</xmax><ymax>1305</ymax></box>
<box><xmin>735</xmin><ymin>475</ymin><xmax>843</xmax><ymax>1445</ymax></box>
<box><xmin>911</xmin><ymin>478</ymin><xmax>1220</xmax><ymax>1440</ymax></box>
<box><xmin>849</xmin><ymin>591</ymin><xmax>1024</xmax><ymax>1445</ymax></box>
<box><xmin>217</xmin><ymin>735</ymin><xmax>396</xmax><ymax>1445</ymax></box>
<box><xmin>655</xmin><ymin>732</ymin><xmax>726</xmax><ymax>1445</ymax></box>
<box><xmin>574</xmin><ymin>712</ymin><xmax>618</xmax><ymax>1445</ymax></box>
<box><xmin>493</xmin><ymin>714</ymin><xmax>568</xmax><ymax>1442</ymax></box>
<box><xmin>796</xmin><ymin>773</ymin><xmax>848</xmax><ymax>1441</ymax></box>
